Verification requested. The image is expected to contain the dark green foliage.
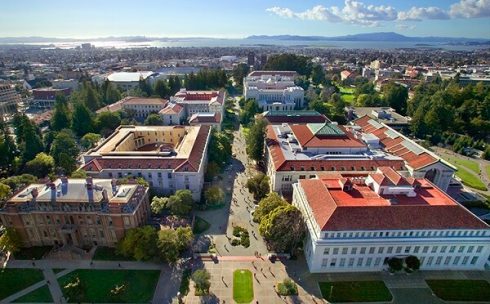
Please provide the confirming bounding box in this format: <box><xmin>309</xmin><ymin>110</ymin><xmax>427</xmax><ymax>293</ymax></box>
<box><xmin>253</xmin><ymin>192</ymin><xmax>287</xmax><ymax>223</ymax></box>
<box><xmin>167</xmin><ymin>190</ymin><xmax>194</xmax><ymax>216</ymax></box>
<box><xmin>139</xmin><ymin>78</ymin><xmax>153</xmax><ymax>97</ymax></box>
<box><xmin>246</xmin><ymin>118</ymin><xmax>267</xmax><ymax>162</ymax></box>
<box><xmin>277</xmin><ymin>279</ymin><xmax>298</xmax><ymax>296</ymax></box>
<box><xmin>232</xmin><ymin>63</ymin><xmax>250</xmax><ymax>87</ymax></box>
<box><xmin>50</xmin><ymin>129</ymin><xmax>80</xmax><ymax>175</ymax></box>
<box><xmin>71</xmin><ymin>102</ymin><xmax>94</xmax><ymax>137</ymax></box>
<box><xmin>239</xmin><ymin>99</ymin><xmax>259</xmax><ymax>125</ymax></box>
<box><xmin>95</xmin><ymin>111</ymin><xmax>121</xmax><ymax>137</ymax></box>
<box><xmin>264</xmin><ymin>54</ymin><xmax>312</xmax><ymax>76</ymax></box>
<box><xmin>144</xmin><ymin>113</ymin><xmax>163</xmax><ymax>125</ymax></box>
<box><xmin>192</xmin><ymin>269</ymin><xmax>211</xmax><ymax>295</ymax></box>
<box><xmin>154</xmin><ymin>79</ymin><xmax>169</xmax><ymax>98</ymax></box>
<box><xmin>0</xmin><ymin>120</ymin><xmax>17</xmax><ymax>175</ymax></box>
<box><xmin>179</xmin><ymin>269</ymin><xmax>192</xmax><ymax>295</ymax></box>
<box><xmin>184</xmin><ymin>69</ymin><xmax>228</xmax><ymax>90</ymax></box>
<box><xmin>388</xmin><ymin>257</ymin><xmax>404</xmax><ymax>272</ymax></box>
<box><xmin>246</xmin><ymin>173</ymin><xmax>270</xmax><ymax>202</ymax></box>
<box><xmin>0</xmin><ymin>174</ymin><xmax>38</xmax><ymax>192</ymax></box>
<box><xmin>116</xmin><ymin>226</ymin><xmax>158</xmax><ymax>261</ymax></box>
<box><xmin>311</xmin><ymin>64</ymin><xmax>326</xmax><ymax>85</ymax></box>
<box><xmin>24</xmin><ymin>152</ymin><xmax>55</xmax><ymax>178</ymax></box>
<box><xmin>51</xmin><ymin>94</ymin><xmax>71</xmax><ymax>131</ymax></box>
<box><xmin>383</xmin><ymin>82</ymin><xmax>409</xmax><ymax>115</ymax></box>
<box><xmin>157</xmin><ymin>227</ymin><xmax>193</xmax><ymax>263</ymax></box>
<box><xmin>405</xmin><ymin>255</ymin><xmax>421</xmax><ymax>271</ymax></box>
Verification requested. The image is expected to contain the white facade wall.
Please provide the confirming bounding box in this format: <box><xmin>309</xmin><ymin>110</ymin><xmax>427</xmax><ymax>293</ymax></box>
<box><xmin>409</xmin><ymin>161</ymin><xmax>453</xmax><ymax>192</ymax></box>
<box><xmin>123</xmin><ymin>103</ymin><xmax>166</xmax><ymax>120</ymax></box>
<box><xmin>292</xmin><ymin>184</ymin><xmax>490</xmax><ymax>273</ymax></box>
<box><xmin>161</xmin><ymin>111</ymin><xmax>184</xmax><ymax>126</ymax></box>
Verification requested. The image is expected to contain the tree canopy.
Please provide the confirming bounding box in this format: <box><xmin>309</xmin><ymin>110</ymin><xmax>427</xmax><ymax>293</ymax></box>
<box><xmin>246</xmin><ymin>118</ymin><xmax>267</xmax><ymax>162</ymax></box>
<box><xmin>117</xmin><ymin>225</ymin><xmax>158</xmax><ymax>261</ymax></box>
<box><xmin>144</xmin><ymin>113</ymin><xmax>163</xmax><ymax>126</ymax></box>
<box><xmin>24</xmin><ymin>152</ymin><xmax>55</xmax><ymax>178</ymax></box>
<box><xmin>246</xmin><ymin>173</ymin><xmax>270</xmax><ymax>201</ymax></box>
<box><xmin>50</xmin><ymin>129</ymin><xmax>80</xmax><ymax>175</ymax></box>
<box><xmin>157</xmin><ymin>227</ymin><xmax>193</xmax><ymax>263</ymax></box>
<box><xmin>253</xmin><ymin>192</ymin><xmax>287</xmax><ymax>223</ymax></box>
<box><xmin>204</xmin><ymin>186</ymin><xmax>225</xmax><ymax>207</ymax></box>
<box><xmin>264</xmin><ymin>54</ymin><xmax>312</xmax><ymax>76</ymax></box>
<box><xmin>166</xmin><ymin>190</ymin><xmax>194</xmax><ymax>216</ymax></box>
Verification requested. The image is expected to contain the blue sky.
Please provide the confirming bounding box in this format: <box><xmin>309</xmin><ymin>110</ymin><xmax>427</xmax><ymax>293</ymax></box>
<box><xmin>1</xmin><ymin>0</ymin><xmax>490</xmax><ymax>38</ymax></box>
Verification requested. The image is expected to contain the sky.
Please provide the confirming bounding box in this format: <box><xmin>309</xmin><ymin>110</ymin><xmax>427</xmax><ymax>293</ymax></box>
<box><xmin>1</xmin><ymin>0</ymin><xmax>490</xmax><ymax>39</ymax></box>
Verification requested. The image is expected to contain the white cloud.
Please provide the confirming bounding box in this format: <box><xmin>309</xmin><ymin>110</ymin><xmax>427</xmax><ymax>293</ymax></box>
<box><xmin>450</xmin><ymin>0</ymin><xmax>490</xmax><ymax>18</ymax></box>
<box><xmin>265</xmin><ymin>7</ymin><xmax>294</xmax><ymax>19</ymax></box>
<box><xmin>266</xmin><ymin>0</ymin><xmax>490</xmax><ymax>27</ymax></box>
<box><xmin>398</xmin><ymin>7</ymin><xmax>449</xmax><ymax>21</ymax></box>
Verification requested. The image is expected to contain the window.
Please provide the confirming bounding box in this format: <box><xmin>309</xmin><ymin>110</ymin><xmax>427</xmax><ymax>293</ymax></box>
<box><xmin>467</xmin><ymin>246</ymin><xmax>474</xmax><ymax>253</ymax></box>
<box><xmin>462</xmin><ymin>256</ymin><xmax>469</xmax><ymax>265</ymax></box>
<box><xmin>427</xmin><ymin>257</ymin><xmax>433</xmax><ymax>266</ymax></box>
<box><xmin>404</xmin><ymin>246</ymin><xmax>411</xmax><ymax>253</ymax></box>
<box><xmin>395</xmin><ymin>247</ymin><xmax>402</xmax><ymax>254</ymax></box>
<box><xmin>449</xmin><ymin>246</ymin><xmax>456</xmax><ymax>253</ymax></box>
<box><xmin>453</xmin><ymin>256</ymin><xmax>461</xmax><ymax>265</ymax></box>
<box><xmin>444</xmin><ymin>256</ymin><xmax>451</xmax><ymax>265</ymax></box>
<box><xmin>441</xmin><ymin>246</ymin><xmax>447</xmax><ymax>253</ymax></box>
<box><xmin>340</xmin><ymin>258</ymin><xmax>346</xmax><ymax>267</ymax></box>
<box><xmin>357</xmin><ymin>258</ymin><xmax>363</xmax><ymax>266</ymax></box>
<box><xmin>342</xmin><ymin>248</ymin><xmax>348</xmax><ymax>255</ymax></box>
<box><xmin>435</xmin><ymin>256</ymin><xmax>442</xmax><ymax>265</ymax></box>
<box><xmin>378</xmin><ymin>247</ymin><xmax>384</xmax><ymax>254</ymax></box>
<box><xmin>414</xmin><ymin>246</ymin><xmax>420</xmax><ymax>254</ymax></box>
<box><xmin>348</xmin><ymin>258</ymin><xmax>354</xmax><ymax>267</ymax></box>
<box><xmin>387</xmin><ymin>247</ymin><xmax>393</xmax><ymax>254</ymax></box>
<box><xmin>477</xmin><ymin>246</ymin><xmax>483</xmax><ymax>253</ymax></box>
<box><xmin>366</xmin><ymin>258</ymin><xmax>372</xmax><ymax>266</ymax></box>
<box><xmin>322</xmin><ymin>258</ymin><xmax>329</xmax><ymax>267</ymax></box>
<box><xmin>330</xmin><ymin>258</ymin><xmax>337</xmax><ymax>267</ymax></box>
<box><xmin>333</xmin><ymin>248</ymin><xmax>339</xmax><ymax>255</ymax></box>
<box><xmin>323</xmin><ymin>248</ymin><xmax>330</xmax><ymax>255</ymax></box>
<box><xmin>351</xmin><ymin>248</ymin><xmax>357</xmax><ymax>255</ymax></box>
<box><xmin>431</xmin><ymin>246</ymin><xmax>438</xmax><ymax>253</ymax></box>
<box><xmin>360</xmin><ymin>247</ymin><xmax>366</xmax><ymax>254</ymax></box>
<box><xmin>470</xmin><ymin>256</ymin><xmax>478</xmax><ymax>265</ymax></box>
<box><xmin>458</xmin><ymin>246</ymin><xmax>465</xmax><ymax>253</ymax></box>
<box><xmin>374</xmin><ymin>257</ymin><xmax>382</xmax><ymax>266</ymax></box>
<box><xmin>369</xmin><ymin>247</ymin><xmax>375</xmax><ymax>254</ymax></box>
<box><xmin>299</xmin><ymin>175</ymin><xmax>306</xmax><ymax>179</ymax></box>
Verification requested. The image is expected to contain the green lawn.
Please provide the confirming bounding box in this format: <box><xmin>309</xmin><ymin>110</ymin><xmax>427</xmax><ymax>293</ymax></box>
<box><xmin>0</xmin><ymin>269</ymin><xmax>45</xmax><ymax>299</ymax></box>
<box><xmin>13</xmin><ymin>285</ymin><xmax>53</xmax><ymax>303</ymax></box>
<box><xmin>58</xmin><ymin>269</ymin><xmax>160</xmax><ymax>303</ymax></box>
<box><xmin>426</xmin><ymin>280</ymin><xmax>490</xmax><ymax>302</ymax></box>
<box><xmin>93</xmin><ymin>247</ymin><xmax>134</xmax><ymax>261</ymax></box>
<box><xmin>14</xmin><ymin>246</ymin><xmax>52</xmax><ymax>260</ymax></box>
<box><xmin>443</xmin><ymin>155</ymin><xmax>480</xmax><ymax>174</ymax></box>
<box><xmin>319</xmin><ymin>281</ymin><xmax>393</xmax><ymax>303</ymax></box>
<box><xmin>233</xmin><ymin>269</ymin><xmax>254</xmax><ymax>303</ymax></box>
<box><xmin>193</xmin><ymin>216</ymin><xmax>211</xmax><ymax>234</ymax></box>
<box><xmin>454</xmin><ymin>165</ymin><xmax>487</xmax><ymax>191</ymax></box>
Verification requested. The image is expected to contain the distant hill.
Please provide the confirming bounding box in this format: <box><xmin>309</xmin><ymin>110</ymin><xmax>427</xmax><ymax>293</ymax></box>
<box><xmin>245</xmin><ymin>32</ymin><xmax>487</xmax><ymax>43</ymax></box>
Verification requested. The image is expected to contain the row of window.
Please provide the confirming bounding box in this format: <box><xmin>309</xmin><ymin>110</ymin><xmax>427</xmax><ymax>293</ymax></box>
<box><xmin>320</xmin><ymin>255</ymin><xmax>480</xmax><ymax>268</ymax></box>
<box><xmin>323</xmin><ymin>245</ymin><xmax>485</xmax><ymax>256</ymax></box>
<box><xmin>324</xmin><ymin>229</ymin><xmax>489</xmax><ymax>239</ymax></box>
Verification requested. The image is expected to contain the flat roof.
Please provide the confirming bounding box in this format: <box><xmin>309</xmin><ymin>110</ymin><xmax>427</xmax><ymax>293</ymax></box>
<box><xmin>108</xmin><ymin>71</ymin><xmax>153</xmax><ymax>82</ymax></box>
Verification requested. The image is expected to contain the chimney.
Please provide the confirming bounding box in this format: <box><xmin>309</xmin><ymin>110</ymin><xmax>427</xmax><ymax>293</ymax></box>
<box><xmin>111</xmin><ymin>178</ymin><xmax>118</xmax><ymax>195</ymax></box>
<box><xmin>86</xmin><ymin>176</ymin><xmax>93</xmax><ymax>185</ymax></box>
<box><xmin>31</xmin><ymin>187</ymin><xmax>38</xmax><ymax>203</ymax></box>
<box><xmin>61</xmin><ymin>176</ymin><xmax>68</xmax><ymax>195</ymax></box>
<box><xmin>86</xmin><ymin>179</ymin><xmax>94</xmax><ymax>203</ymax></box>
<box><xmin>48</xmin><ymin>182</ymin><xmax>56</xmax><ymax>203</ymax></box>
<box><xmin>102</xmin><ymin>189</ymin><xmax>108</xmax><ymax>202</ymax></box>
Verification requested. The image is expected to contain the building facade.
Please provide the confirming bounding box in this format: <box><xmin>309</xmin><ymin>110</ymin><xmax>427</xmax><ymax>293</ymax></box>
<box><xmin>82</xmin><ymin>125</ymin><xmax>211</xmax><ymax>201</ymax></box>
<box><xmin>170</xmin><ymin>89</ymin><xmax>225</xmax><ymax>117</ymax></box>
<box><xmin>107</xmin><ymin>71</ymin><xmax>154</xmax><ymax>91</ymax></box>
<box><xmin>0</xmin><ymin>84</ymin><xmax>20</xmax><ymax>119</ymax></box>
<box><xmin>0</xmin><ymin>177</ymin><xmax>150</xmax><ymax>248</ymax></box>
<box><xmin>31</xmin><ymin>88</ymin><xmax>71</xmax><ymax>109</ymax></box>
<box><xmin>243</xmin><ymin>71</ymin><xmax>304</xmax><ymax>111</ymax></box>
<box><xmin>292</xmin><ymin>168</ymin><xmax>490</xmax><ymax>273</ymax></box>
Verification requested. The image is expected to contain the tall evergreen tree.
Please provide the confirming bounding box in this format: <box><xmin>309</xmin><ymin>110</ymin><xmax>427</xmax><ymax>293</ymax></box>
<box><xmin>154</xmin><ymin>80</ymin><xmax>169</xmax><ymax>98</ymax></box>
<box><xmin>71</xmin><ymin>103</ymin><xmax>94</xmax><ymax>137</ymax></box>
<box><xmin>51</xmin><ymin>94</ymin><xmax>71</xmax><ymax>131</ymax></box>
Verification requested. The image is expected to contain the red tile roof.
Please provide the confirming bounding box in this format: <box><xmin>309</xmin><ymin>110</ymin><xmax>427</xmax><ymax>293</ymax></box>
<box><xmin>355</xmin><ymin>115</ymin><xmax>441</xmax><ymax>170</ymax></box>
<box><xmin>248</xmin><ymin>71</ymin><xmax>297</xmax><ymax>77</ymax></box>
<box><xmin>265</xmin><ymin>125</ymin><xmax>405</xmax><ymax>172</ymax></box>
<box><xmin>123</xmin><ymin>97</ymin><xmax>168</xmax><ymax>106</ymax></box>
<box><xmin>263</xmin><ymin>115</ymin><xmax>328</xmax><ymax>124</ymax></box>
<box><xmin>299</xmin><ymin>175</ymin><xmax>488</xmax><ymax>231</ymax></box>
<box><xmin>174</xmin><ymin>90</ymin><xmax>225</xmax><ymax>105</ymax></box>
<box><xmin>82</xmin><ymin>126</ymin><xmax>211</xmax><ymax>173</ymax></box>
<box><xmin>290</xmin><ymin>124</ymin><xmax>366</xmax><ymax>148</ymax></box>
<box><xmin>189</xmin><ymin>112</ymin><xmax>221</xmax><ymax>124</ymax></box>
<box><xmin>159</xmin><ymin>104</ymin><xmax>184</xmax><ymax>114</ymax></box>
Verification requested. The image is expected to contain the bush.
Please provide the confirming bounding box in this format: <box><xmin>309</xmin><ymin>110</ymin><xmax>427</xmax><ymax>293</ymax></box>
<box><xmin>388</xmin><ymin>257</ymin><xmax>404</xmax><ymax>272</ymax></box>
<box><xmin>231</xmin><ymin>239</ymin><xmax>241</xmax><ymax>246</ymax></box>
<box><xmin>233</xmin><ymin>226</ymin><xmax>246</xmax><ymax>237</ymax></box>
<box><xmin>405</xmin><ymin>255</ymin><xmax>421</xmax><ymax>271</ymax></box>
<box><xmin>240</xmin><ymin>234</ymin><xmax>250</xmax><ymax>248</ymax></box>
<box><xmin>179</xmin><ymin>269</ymin><xmax>191</xmax><ymax>295</ymax></box>
<box><xmin>277</xmin><ymin>279</ymin><xmax>298</xmax><ymax>296</ymax></box>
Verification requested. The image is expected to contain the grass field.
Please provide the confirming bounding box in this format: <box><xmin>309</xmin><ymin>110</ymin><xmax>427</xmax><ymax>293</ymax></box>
<box><xmin>14</xmin><ymin>246</ymin><xmax>52</xmax><ymax>260</ymax></box>
<box><xmin>93</xmin><ymin>247</ymin><xmax>134</xmax><ymax>261</ymax></box>
<box><xmin>0</xmin><ymin>269</ymin><xmax>45</xmax><ymax>299</ymax></box>
<box><xmin>233</xmin><ymin>269</ymin><xmax>254</xmax><ymax>303</ymax></box>
<box><xmin>454</xmin><ymin>165</ymin><xmax>487</xmax><ymax>191</ymax></box>
<box><xmin>486</xmin><ymin>165</ymin><xmax>490</xmax><ymax>181</ymax></box>
<box><xmin>319</xmin><ymin>281</ymin><xmax>393</xmax><ymax>303</ymax></box>
<box><xmin>58</xmin><ymin>269</ymin><xmax>160</xmax><ymax>303</ymax></box>
<box><xmin>193</xmin><ymin>216</ymin><xmax>211</xmax><ymax>234</ymax></box>
<box><xmin>13</xmin><ymin>285</ymin><xmax>53</xmax><ymax>303</ymax></box>
<box><xmin>443</xmin><ymin>155</ymin><xmax>480</xmax><ymax>174</ymax></box>
<box><xmin>426</xmin><ymin>280</ymin><xmax>490</xmax><ymax>302</ymax></box>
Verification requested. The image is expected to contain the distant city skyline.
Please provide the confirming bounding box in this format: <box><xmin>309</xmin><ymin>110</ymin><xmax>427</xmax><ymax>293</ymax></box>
<box><xmin>1</xmin><ymin>0</ymin><xmax>490</xmax><ymax>39</ymax></box>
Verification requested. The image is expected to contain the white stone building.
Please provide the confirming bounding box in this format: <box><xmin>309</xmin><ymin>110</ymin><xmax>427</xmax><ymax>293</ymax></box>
<box><xmin>0</xmin><ymin>84</ymin><xmax>20</xmax><ymax>119</ymax></box>
<box><xmin>293</xmin><ymin>167</ymin><xmax>490</xmax><ymax>273</ymax></box>
<box><xmin>107</xmin><ymin>71</ymin><xmax>154</xmax><ymax>91</ymax></box>
<box><xmin>243</xmin><ymin>71</ymin><xmax>304</xmax><ymax>111</ymax></box>
<box><xmin>170</xmin><ymin>89</ymin><xmax>225</xmax><ymax>117</ymax></box>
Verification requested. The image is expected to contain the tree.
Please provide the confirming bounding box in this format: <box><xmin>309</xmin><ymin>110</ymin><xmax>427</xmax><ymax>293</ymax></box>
<box><xmin>0</xmin><ymin>174</ymin><xmax>37</xmax><ymax>192</ymax></box>
<box><xmin>168</xmin><ymin>76</ymin><xmax>181</xmax><ymax>95</ymax></box>
<box><xmin>388</xmin><ymin>257</ymin><xmax>404</xmax><ymax>272</ymax></box>
<box><xmin>191</xmin><ymin>269</ymin><xmax>211</xmax><ymax>295</ymax></box>
<box><xmin>167</xmin><ymin>190</ymin><xmax>193</xmax><ymax>216</ymax></box>
<box><xmin>232</xmin><ymin>63</ymin><xmax>250</xmax><ymax>87</ymax></box>
<box><xmin>70</xmin><ymin>170</ymin><xmax>88</xmax><ymax>178</ymax></box>
<box><xmin>405</xmin><ymin>255</ymin><xmax>421</xmax><ymax>271</ymax></box>
<box><xmin>204</xmin><ymin>186</ymin><xmax>225</xmax><ymax>207</ymax></box>
<box><xmin>259</xmin><ymin>205</ymin><xmax>306</xmax><ymax>254</ymax></box>
<box><xmin>157</xmin><ymin>227</ymin><xmax>193</xmax><ymax>263</ymax></box>
<box><xmin>253</xmin><ymin>192</ymin><xmax>287</xmax><ymax>223</ymax></box>
<box><xmin>308</xmin><ymin>99</ymin><xmax>331</xmax><ymax>117</ymax></box>
<box><xmin>139</xmin><ymin>77</ymin><xmax>153</xmax><ymax>97</ymax></box>
<box><xmin>51</xmin><ymin>94</ymin><xmax>71</xmax><ymax>131</ymax></box>
<box><xmin>83</xmin><ymin>83</ymin><xmax>101</xmax><ymax>111</ymax></box>
<box><xmin>104</xmin><ymin>82</ymin><xmax>121</xmax><ymax>105</ymax></box>
<box><xmin>0</xmin><ymin>121</ymin><xmax>17</xmax><ymax>175</ymax></box>
<box><xmin>144</xmin><ymin>113</ymin><xmax>163</xmax><ymax>126</ymax></box>
<box><xmin>0</xmin><ymin>227</ymin><xmax>23</xmax><ymax>253</ymax></box>
<box><xmin>80</xmin><ymin>133</ymin><xmax>101</xmax><ymax>150</ymax></box>
<box><xmin>95</xmin><ymin>111</ymin><xmax>121</xmax><ymax>137</ymax></box>
<box><xmin>239</xmin><ymin>99</ymin><xmax>259</xmax><ymax>125</ymax></box>
<box><xmin>50</xmin><ymin>129</ymin><xmax>80</xmax><ymax>175</ymax></box>
<box><xmin>208</xmin><ymin>130</ymin><xmax>232</xmax><ymax>170</ymax></box>
<box><xmin>24</xmin><ymin>152</ymin><xmax>55</xmax><ymax>178</ymax></box>
<box><xmin>0</xmin><ymin>183</ymin><xmax>11</xmax><ymax>202</ymax></box>
<box><xmin>383</xmin><ymin>82</ymin><xmax>408</xmax><ymax>115</ymax></box>
<box><xmin>117</xmin><ymin>226</ymin><xmax>158</xmax><ymax>261</ymax></box>
<box><xmin>154</xmin><ymin>80</ymin><xmax>169</xmax><ymax>98</ymax></box>
<box><xmin>71</xmin><ymin>102</ymin><xmax>94</xmax><ymax>137</ymax></box>
<box><xmin>21</xmin><ymin>121</ymin><xmax>44</xmax><ymax>163</ymax></box>
<box><xmin>311</xmin><ymin>64</ymin><xmax>326</xmax><ymax>86</ymax></box>
<box><xmin>264</xmin><ymin>54</ymin><xmax>312</xmax><ymax>76</ymax></box>
<box><xmin>482</xmin><ymin>146</ymin><xmax>490</xmax><ymax>160</ymax></box>
<box><xmin>246</xmin><ymin>173</ymin><xmax>270</xmax><ymax>201</ymax></box>
<box><xmin>151</xmin><ymin>196</ymin><xmax>168</xmax><ymax>215</ymax></box>
<box><xmin>64</xmin><ymin>276</ymin><xmax>85</xmax><ymax>303</ymax></box>
<box><xmin>246</xmin><ymin>118</ymin><xmax>267</xmax><ymax>162</ymax></box>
